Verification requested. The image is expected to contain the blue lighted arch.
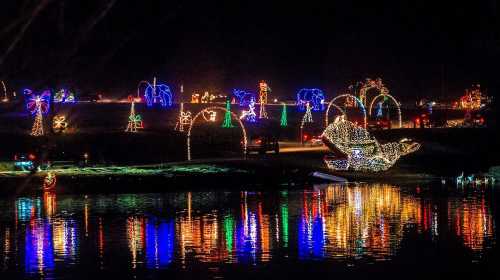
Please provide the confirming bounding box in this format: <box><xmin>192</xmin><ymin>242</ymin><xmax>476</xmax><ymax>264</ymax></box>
<box><xmin>297</xmin><ymin>88</ymin><xmax>325</xmax><ymax>111</ymax></box>
<box><xmin>144</xmin><ymin>83</ymin><xmax>173</xmax><ymax>108</ymax></box>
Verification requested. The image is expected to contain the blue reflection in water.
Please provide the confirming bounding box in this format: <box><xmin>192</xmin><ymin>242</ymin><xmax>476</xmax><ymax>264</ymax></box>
<box><xmin>236</xmin><ymin>212</ymin><xmax>258</xmax><ymax>263</ymax></box>
<box><xmin>145</xmin><ymin>217</ymin><xmax>174</xmax><ymax>269</ymax></box>
<box><xmin>17</xmin><ymin>198</ymin><xmax>41</xmax><ymax>223</ymax></box>
<box><xmin>298</xmin><ymin>193</ymin><xmax>325</xmax><ymax>260</ymax></box>
<box><xmin>25</xmin><ymin>220</ymin><xmax>55</xmax><ymax>274</ymax></box>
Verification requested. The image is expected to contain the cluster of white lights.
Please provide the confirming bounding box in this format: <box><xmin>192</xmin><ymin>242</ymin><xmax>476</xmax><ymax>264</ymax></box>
<box><xmin>322</xmin><ymin>116</ymin><xmax>420</xmax><ymax>172</ymax></box>
<box><xmin>325</xmin><ymin>94</ymin><xmax>366</xmax><ymax>128</ymax></box>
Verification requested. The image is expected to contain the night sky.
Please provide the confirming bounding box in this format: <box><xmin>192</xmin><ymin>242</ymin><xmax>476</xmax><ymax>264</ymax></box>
<box><xmin>0</xmin><ymin>0</ymin><xmax>498</xmax><ymax>101</ymax></box>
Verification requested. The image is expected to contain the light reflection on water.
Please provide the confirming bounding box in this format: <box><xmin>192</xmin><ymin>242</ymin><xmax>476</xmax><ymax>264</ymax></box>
<box><xmin>0</xmin><ymin>183</ymin><xmax>496</xmax><ymax>278</ymax></box>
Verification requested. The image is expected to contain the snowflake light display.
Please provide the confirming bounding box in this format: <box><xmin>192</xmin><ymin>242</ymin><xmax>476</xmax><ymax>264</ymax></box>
<box><xmin>322</xmin><ymin>116</ymin><xmax>420</xmax><ymax>172</ymax></box>
<box><xmin>54</xmin><ymin>89</ymin><xmax>76</xmax><ymax>103</ymax></box>
<box><xmin>144</xmin><ymin>78</ymin><xmax>173</xmax><ymax>108</ymax></box>
<box><xmin>52</xmin><ymin>115</ymin><xmax>68</xmax><ymax>133</ymax></box>
<box><xmin>175</xmin><ymin>103</ymin><xmax>192</xmax><ymax>132</ymax></box>
<box><xmin>297</xmin><ymin>88</ymin><xmax>325</xmax><ymax>111</ymax></box>
<box><xmin>240</xmin><ymin>97</ymin><xmax>257</xmax><ymax>123</ymax></box>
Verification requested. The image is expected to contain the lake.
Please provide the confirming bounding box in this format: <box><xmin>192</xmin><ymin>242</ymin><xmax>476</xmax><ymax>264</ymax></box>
<box><xmin>0</xmin><ymin>182</ymin><xmax>498</xmax><ymax>279</ymax></box>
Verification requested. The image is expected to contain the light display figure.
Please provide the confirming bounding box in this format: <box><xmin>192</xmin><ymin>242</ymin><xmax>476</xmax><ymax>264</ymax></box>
<box><xmin>297</xmin><ymin>88</ymin><xmax>325</xmax><ymax>111</ymax></box>
<box><xmin>52</xmin><ymin>115</ymin><xmax>68</xmax><ymax>133</ymax></box>
<box><xmin>222</xmin><ymin>100</ymin><xmax>235</xmax><ymax>128</ymax></box>
<box><xmin>358</xmin><ymin>78</ymin><xmax>389</xmax><ymax>106</ymax></box>
<box><xmin>125</xmin><ymin>102</ymin><xmax>143</xmax><ymax>133</ymax></box>
<box><xmin>54</xmin><ymin>89</ymin><xmax>76</xmax><ymax>103</ymax></box>
<box><xmin>240</xmin><ymin>97</ymin><xmax>257</xmax><ymax>123</ymax></box>
<box><xmin>1</xmin><ymin>80</ymin><xmax>7</xmax><ymax>102</ymax></box>
<box><xmin>25</xmin><ymin>89</ymin><xmax>50</xmax><ymax>136</ymax></box>
<box><xmin>322</xmin><ymin>116</ymin><xmax>420</xmax><ymax>172</ymax></box>
<box><xmin>280</xmin><ymin>103</ymin><xmax>287</xmax><ymax>127</ymax></box>
<box><xmin>258</xmin><ymin>81</ymin><xmax>270</xmax><ymax>118</ymax></box>
<box><xmin>303</xmin><ymin>102</ymin><xmax>313</xmax><ymax>123</ymax></box>
<box><xmin>175</xmin><ymin>103</ymin><xmax>192</xmax><ymax>132</ymax></box>
<box><xmin>233</xmin><ymin>89</ymin><xmax>256</xmax><ymax>107</ymax></box>
<box><xmin>144</xmin><ymin>77</ymin><xmax>173</xmax><ymax>108</ymax></box>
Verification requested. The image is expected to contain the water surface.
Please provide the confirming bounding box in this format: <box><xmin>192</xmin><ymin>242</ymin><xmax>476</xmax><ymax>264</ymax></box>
<box><xmin>0</xmin><ymin>182</ymin><xmax>497</xmax><ymax>279</ymax></box>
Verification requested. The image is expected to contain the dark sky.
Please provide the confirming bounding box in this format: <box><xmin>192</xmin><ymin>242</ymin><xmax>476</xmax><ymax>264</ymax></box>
<box><xmin>0</xmin><ymin>0</ymin><xmax>498</xmax><ymax>101</ymax></box>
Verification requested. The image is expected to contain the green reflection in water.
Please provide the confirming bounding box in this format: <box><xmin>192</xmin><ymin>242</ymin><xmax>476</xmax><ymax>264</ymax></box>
<box><xmin>224</xmin><ymin>215</ymin><xmax>234</xmax><ymax>253</ymax></box>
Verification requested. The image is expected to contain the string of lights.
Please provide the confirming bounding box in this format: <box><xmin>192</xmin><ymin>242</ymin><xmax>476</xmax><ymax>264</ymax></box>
<box><xmin>368</xmin><ymin>93</ymin><xmax>402</xmax><ymax>128</ymax></box>
<box><xmin>125</xmin><ymin>102</ymin><xmax>143</xmax><ymax>133</ymax></box>
<box><xmin>322</xmin><ymin>116</ymin><xmax>420</xmax><ymax>172</ymax></box>
<box><xmin>187</xmin><ymin>106</ymin><xmax>247</xmax><ymax>161</ymax></box>
<box><xmin>325</xmin><ymin>94</ymin><xmax>366</xmax><ymax>128</ymax></box>
<box><xmin>296</xmin><ymin>88</ymin><xmax>325</xmax><ymax>111</ymax></box>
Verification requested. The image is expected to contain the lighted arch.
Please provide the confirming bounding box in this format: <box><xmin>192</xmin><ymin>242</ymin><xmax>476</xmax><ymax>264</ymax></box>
<box><xmin>325</xmin><ymin>94</ymin><xmax>367</xmax><ymax>128</ymax></box>
<box><xmin>187</xmin><ymin>106</ymin><xmax>247</xmax><ymax>161</ymax></box>
<box><xmin>368</xmin><ymin>93</ymin><xmax>402</xmax><ymax>128</ymax></box>
<box><xmin>323</xmin><ymin>103</ymin><xmax>346</xmax><ymax>127</ymax></box>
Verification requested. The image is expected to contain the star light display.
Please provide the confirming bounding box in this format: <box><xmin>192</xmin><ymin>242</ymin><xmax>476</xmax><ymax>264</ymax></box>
<box><xmin>144</xmin><ymin>77</ymin><xmax>173</xmax><ymax>108</ymax></box>
<box><xmin>368</xmin><ymin>93</ymin><xmax>402</xmax><ymax>128</ymax></box>
<box><xmin>303</xmin><ymin>102</ymin><xmax>313</xmax><ymax>123</ymax></box>
<box><xmin>54</xmin><ymin>89</ymin><xmax>76</xmax><ymax>103</ymax></box>
<box><xmin>322</xmin><ymin>116</ymin><xmax>420</xmax><ymax>172</ymax></box>
<box><xmin>222</xmin><ymin>100</ymin><xmax>235</xmax><ymax>128</ymax></box>
<box><xmin>258</xmin><ymin>81</ymin><xmax>270</xmax><ymax>119</ymax></box>
<box><xmin>233</xmin><ymin>89</ymin><xmax>256</xmax><ymax>107</ymax></box>
<box><xmin>125</xmin><ymin>102</ymin><xmax>143</xmax><ymax>133</ymax></box>
<box><xmin>240</xmin><ymin>97</ymin><xmax>257</xmax><ymax>123</ymax></box>
<box><xmin>296</xmin><ymin>88</ymin><xmax>325</xmax><ymax>111</ymax></box>
<box><xmin>52</xmin><ymin>115</ymin><xmax>68</xmax><ymax>133</ymax></box>
<box><xmin>175</xmin><ymin>103</ymin><xmax>192</xmax><ymax>132</ymax></box>
<box><xmin>280</xmin><ymin>103</ymin><xmax>287</xmax><ymax>127</ymax></box>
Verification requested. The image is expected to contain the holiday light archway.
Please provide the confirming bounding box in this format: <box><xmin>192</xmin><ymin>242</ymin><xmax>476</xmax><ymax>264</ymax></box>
<box><xmin>325</xmin><ymin>94</ymin><xmax>366</xmax><ymax>128</ymax></box>
<box><xmin>368</xmin><ymin>93</ymin><xmax>402</xmax><ymax>128</ymax></box>
<box><xmin>323</xmin><ymin>103</ymin><xmax>346</xmax><ymax>127</ymax></box>
<box><xmin>187</xmin><ymin>106</ymin><xmax>248</xmax><ymax>161</ymax></box>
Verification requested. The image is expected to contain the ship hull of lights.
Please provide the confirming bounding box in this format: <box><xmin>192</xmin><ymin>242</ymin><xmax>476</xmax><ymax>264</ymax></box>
<box><xmin>322</xmin><ymin>116</ymin><xmax>420</xmax><ymax>172</ymax></box>
<box><xmin>297</xmin><ymin>88</ymin><xmax>325</xmax><ymax>111</ymax></box>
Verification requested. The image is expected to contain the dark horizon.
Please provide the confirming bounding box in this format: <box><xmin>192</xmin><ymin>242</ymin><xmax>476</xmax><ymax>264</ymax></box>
<box><xmin>0</xmin><ymin>0</ymin><xmax>498</xmax><ymax>101</ymax></box>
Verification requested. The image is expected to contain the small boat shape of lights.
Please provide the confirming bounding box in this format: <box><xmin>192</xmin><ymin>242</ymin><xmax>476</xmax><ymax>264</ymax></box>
<box><xmin>322</xmin><ymin>116</ymin><xmax>420</xmax><ymax>172</ymax></box>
